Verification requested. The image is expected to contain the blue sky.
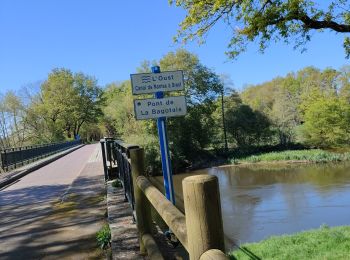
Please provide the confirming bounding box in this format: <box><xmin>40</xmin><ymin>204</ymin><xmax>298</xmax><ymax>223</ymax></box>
<box><xmin>0</xmin><ymin>0</ymin><xmax>349</xmax><ymax>93</ymax></box>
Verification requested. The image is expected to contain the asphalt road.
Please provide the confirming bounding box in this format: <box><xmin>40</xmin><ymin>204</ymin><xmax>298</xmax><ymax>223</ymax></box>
<box><xmin>0</xmin><ymin>144</ymin><xmax>106</xmax><ymax>260</ymax></box>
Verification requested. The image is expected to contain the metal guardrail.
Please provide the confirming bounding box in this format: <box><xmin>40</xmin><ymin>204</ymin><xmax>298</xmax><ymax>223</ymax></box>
<box><xmin>113</xmin><ymin>141</ymin><xmax>139</xmax><ymax>210</ymax></box>
<box><xmin>100</xmin><ymin>138</ymin><xmax>139</xmax><ymax>210</ymax></box>
<box><xmin>0</xmin><ymin>140</ymin><xmax>81</xmax><ymax>171</ymax></box>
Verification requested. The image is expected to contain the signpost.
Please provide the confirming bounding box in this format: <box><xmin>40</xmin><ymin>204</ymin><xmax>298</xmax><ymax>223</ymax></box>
<box><xmin>130</xmin><ymin>66</ymin><xmax>186</xmax><ymax>207</ymax></box>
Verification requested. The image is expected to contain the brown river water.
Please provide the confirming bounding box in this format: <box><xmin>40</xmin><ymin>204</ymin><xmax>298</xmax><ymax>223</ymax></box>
<box><xmin>152</xmin><ymin>162</ymin><xmax>350</xmax><ymax>250</ymax></box>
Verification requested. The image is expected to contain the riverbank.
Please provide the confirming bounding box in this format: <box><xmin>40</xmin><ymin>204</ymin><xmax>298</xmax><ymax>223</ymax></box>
<box><xmin>168</xmin><ymin>147</ymin><xmax>350</xmax><ymax>176</ymax></box>
<box><xmin>231</xmin><ymin>149</ymin><xmax>350</xmax><ymax>164</ymax></box>
<box><xmin>229</xmin><ymin>225</ymin><xmax>350</xmax><ymax>260</ymax></box>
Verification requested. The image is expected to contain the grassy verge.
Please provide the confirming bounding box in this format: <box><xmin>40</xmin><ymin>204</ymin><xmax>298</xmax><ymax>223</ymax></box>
<box><xmin>232</xmin><ymin>149</ymin><xmax>350</xmax><ymax>164</ymax></box>
<box><xmin>230</xmin><ymin>225</ymin><xmax>350</xmax><ymax>260</ymax></box>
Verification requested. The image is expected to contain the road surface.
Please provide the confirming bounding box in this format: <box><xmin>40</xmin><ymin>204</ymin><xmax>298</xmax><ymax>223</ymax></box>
<box><xmin>0</xmin><ymin>144</ymin><xmax>106</xmax><ymax>260</ymax></box>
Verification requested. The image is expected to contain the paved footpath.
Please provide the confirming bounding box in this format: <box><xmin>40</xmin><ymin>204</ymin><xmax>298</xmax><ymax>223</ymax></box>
<box><xmin>0</xmin><ymin>144</ymin><xmax>106</xmax><ymax>260</ymax></box>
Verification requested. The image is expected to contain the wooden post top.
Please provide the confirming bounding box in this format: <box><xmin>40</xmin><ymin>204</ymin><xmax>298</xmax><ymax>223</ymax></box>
<box><xmin>200</xmin><ymin>249</ymin><xmax>229</xmax><ymax>260</ymax></box>
<box><xmin>182</xmin><ymin>174</ymin><xmax>217</xmax><ymax>184</ymax></box>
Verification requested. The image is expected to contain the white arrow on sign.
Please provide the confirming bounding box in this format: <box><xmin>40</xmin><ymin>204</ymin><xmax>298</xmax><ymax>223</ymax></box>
<box><xmin>133</xmin><ymin>96</ymin><xmax>187</xmax><ymax>120</ymax></box>
<box><xmin>130</xmin><ymin>70</ymin><xmax>184</xmax><ymax>95</ymax></box>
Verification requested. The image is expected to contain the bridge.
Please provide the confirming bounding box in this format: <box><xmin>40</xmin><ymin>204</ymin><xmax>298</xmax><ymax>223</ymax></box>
<box><xmin>0</xmin><ymin>140</ymin><xmax>228</xmax><ymax>260</ymax></box>
<box><xmin>0</xmin><ymin>144</ymin><xmax>105</xmax><ymax>259</ymax></box>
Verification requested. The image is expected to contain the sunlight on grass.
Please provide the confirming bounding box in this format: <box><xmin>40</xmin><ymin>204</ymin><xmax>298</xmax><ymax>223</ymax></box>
<box><xmin>234</xmin><ymin>149</ymin><xmax>350</xmax><ymax>164</ymax></box>
<box><xmin>230</xmin><ymin>225</ymin><xmax>350</xmax><ymax>260</ymax></box>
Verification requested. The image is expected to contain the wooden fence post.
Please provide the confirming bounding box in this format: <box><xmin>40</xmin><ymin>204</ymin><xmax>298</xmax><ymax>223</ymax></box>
<box><xmin>130</xmin><ymin>148</ymin><xmax>153</xmax><ymax>255</ymax></box>
<box><xmin>183</xmin><ymin>175</ymin><xmax>225</xmax><ymax>260</ymax></box>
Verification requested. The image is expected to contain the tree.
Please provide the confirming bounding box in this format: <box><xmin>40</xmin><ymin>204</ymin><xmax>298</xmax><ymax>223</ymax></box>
<box><xmin>30</xmin><ymin>68</ymin><xmax>103</xmax><ymax>141</ymax></box>
<box><xmin>219</xmin><ymin>74</ymin><xmax>235</xmax><ymax>152</ymax></box>
<box><xmin>296</xmin><ymin>66</ymin><xmax>350</xmax><ymax>147</ymax></box>
<box><xmin>0</xmin><ymin>91</ymin><xmax>27</xmax><ymax>148</ymax></box>
<box><xmin>38</xmin><ymin>68</ymin><xmax>76</xmax><ymax>140</ymax></box>
<box><xmin>225</xmin><ymin>99</ymin><xmax>272</xmax><ymax>147</ymax></box>
<box><xmin>170</xmin><ymin>0</ymin><xmax>350</xmax><ymax>58</ymax></box>
<box><xmin>338</xmin><ymin>65</ymin><xmax>350</xmax><ymax>100</ymax></box>
<box><xmin>271</xmin><ymin>76</ymin><xmax>302</xmax><ymax>145</ymax></box>
<box><xmin>102</xmin><ymin>81</ymin><xmax>149</xmax><ymax>139</ymax></box>
<box><xmin>159</xmin><ymin>49</ymin><xmax>222</xmax><ymax>103</ymax></box>
<box><xmin>70</xmin><ymin>73</ymin><xmax>104</xmax><ymax>138</ymax></box>
<box><xmin>212</xmin><ymin>89</ymin><xmax>241</xmax><ymax>148</ymax></box>
<box><xmin>300</xmin><ymin>96</ymin><xmax>350</xmax><ymax>147</ymax></box>
<box><xmin>159</xmin><ymin>49</ymin><xmax>223</xmax><ymax>164</ymax></box>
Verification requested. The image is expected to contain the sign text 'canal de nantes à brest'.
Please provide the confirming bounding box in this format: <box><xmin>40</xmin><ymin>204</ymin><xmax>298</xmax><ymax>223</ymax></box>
<box><xmin>131</xmin><ymin>70</ymin><xmax>187</xmax><ymax>120</ymax></box>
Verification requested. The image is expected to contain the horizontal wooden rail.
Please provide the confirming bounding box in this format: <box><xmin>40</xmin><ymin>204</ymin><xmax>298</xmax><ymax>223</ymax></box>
<box><xmin>136</xmin><ymin>175</ymin><xmax>188</xmax><ymax>250</ymax></box>
<box><xmin>129</xmin><ymin>147</ymin><xmax>228</xmax><ymax>260</ymax></box>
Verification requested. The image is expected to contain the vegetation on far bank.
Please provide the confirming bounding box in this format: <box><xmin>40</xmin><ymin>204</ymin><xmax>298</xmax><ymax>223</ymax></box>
<box><xmin>233</xmin><ymin>149</ymin><xmax>350</xmax><ymax>164</ymax></box>
<box><xmin>229</xmin><ymin>225</ymin><xmax>350</xmax><ymax>260</ymax></box>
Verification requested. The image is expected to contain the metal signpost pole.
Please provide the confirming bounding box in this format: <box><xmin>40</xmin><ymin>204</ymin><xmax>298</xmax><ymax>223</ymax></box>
<box><xmin>151</xmin><ymin>66</ymin><xmax>176</xmax><ymax>205</ymax></box>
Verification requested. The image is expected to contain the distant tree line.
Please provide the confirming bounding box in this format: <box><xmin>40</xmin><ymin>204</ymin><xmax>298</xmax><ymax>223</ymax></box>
<box><xmin>241</xmin><ymin>66</ymin><xmax>350</xmax><ymax>147</ymax></box>
<box><xmin>2</xmin><ymin>50</ymin><xmax>350</xmax><ymax>174</ymax></box>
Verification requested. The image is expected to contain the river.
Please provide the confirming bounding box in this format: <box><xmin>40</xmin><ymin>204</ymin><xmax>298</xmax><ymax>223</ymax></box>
<box><xmin>152</xmin><ymin>162</ymin><xmax>350</xmax><ymax>250</ymax></box>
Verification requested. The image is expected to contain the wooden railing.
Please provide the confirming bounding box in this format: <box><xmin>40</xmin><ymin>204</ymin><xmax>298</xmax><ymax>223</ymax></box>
<box><xmin>130</xmin><ymin>148</ymin><xmax>229</xmax><ymax>260</ymax></box>
<box><xmin>100</xmin><ymin>139</ymin><xmax>229</xmax><ymax>259</ymax></box>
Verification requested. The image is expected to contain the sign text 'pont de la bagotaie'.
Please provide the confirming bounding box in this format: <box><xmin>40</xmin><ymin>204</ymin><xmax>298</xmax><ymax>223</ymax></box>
<box><xmin>133</xmin><ymin>96</ymin><xmax>187</xmax><ymax>120</ymax></box>
<box><xmin>130</xmin><ymin>70</ymin><xmax>184</xmax><ymax>95</ymax></box>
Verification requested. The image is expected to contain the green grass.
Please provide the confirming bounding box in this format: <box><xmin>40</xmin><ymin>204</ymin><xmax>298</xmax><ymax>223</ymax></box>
<box><xmin>230</xmin><ymin>225</ymin><xmax>350</xmax><ymax>260</ymax></box>
<box><xmin>96</xmin><ymin>223</ymin><xmax>111</xmax><ymax>249</ymax></box>
<box><xmin>111</xmin><ymin>179</ymin><xmax>122</xmax><ymax>188</ymax></box>
<box><xmin>233</xmin><ymin>149</ymin><xmax>350</xmax><ymax>164</ymax></box>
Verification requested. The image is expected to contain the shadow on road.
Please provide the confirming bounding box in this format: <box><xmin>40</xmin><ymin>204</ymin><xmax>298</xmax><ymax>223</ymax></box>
<box><xmin>0</xmin><ymin>164</ymin><xmax>106</xmax><ymax>260</ymax></box>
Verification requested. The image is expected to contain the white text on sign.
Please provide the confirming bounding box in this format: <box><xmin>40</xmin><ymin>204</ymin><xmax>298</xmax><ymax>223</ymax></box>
<box><xmin>134</xmin><ymin>96</ymin><xmax>187</xmax><ymax>120</ymax></box>
<box><xmin>130</xmin><ymin>70</ymin><xmax>184</xmax><ymax>95</ymax></box>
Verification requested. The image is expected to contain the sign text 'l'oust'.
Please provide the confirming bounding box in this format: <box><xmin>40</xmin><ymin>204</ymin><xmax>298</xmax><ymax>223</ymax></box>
<box><xmin>130</xmin><ymin>70</ymin><xmax>184</xmax><ymax>95</ymax></box>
